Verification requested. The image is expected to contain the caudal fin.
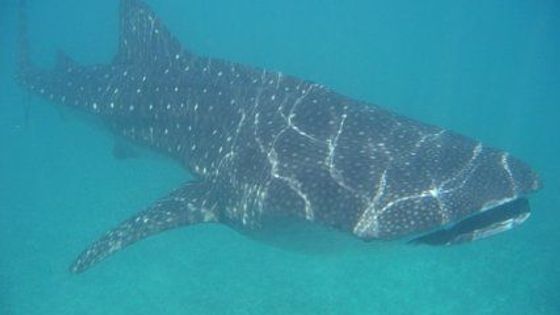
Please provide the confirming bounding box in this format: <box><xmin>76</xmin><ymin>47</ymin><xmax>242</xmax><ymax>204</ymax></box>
<box><xmin>16</xmin><ymin>0</ymin><xmax>31</xmax><ymax>83</ymax></box>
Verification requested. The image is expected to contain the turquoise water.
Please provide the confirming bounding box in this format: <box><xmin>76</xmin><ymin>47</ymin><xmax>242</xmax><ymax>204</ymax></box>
<box><xmin>1</xmin><ymin>0</ymin><xmax>559</xmax><ymax>314</ymax></box>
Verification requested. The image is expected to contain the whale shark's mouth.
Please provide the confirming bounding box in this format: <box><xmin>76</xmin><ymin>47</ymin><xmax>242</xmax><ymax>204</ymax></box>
<box><xmin>410</xmin><ymin>198</ymin><xmax>531</xmax><ymax>245</ymax></box>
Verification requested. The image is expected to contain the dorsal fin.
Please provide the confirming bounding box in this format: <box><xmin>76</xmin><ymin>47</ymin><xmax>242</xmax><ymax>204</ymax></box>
<box><xmin>115</xmin><ymin>0</ymin><xmax>189</xmax><ymax>64</ymax></box>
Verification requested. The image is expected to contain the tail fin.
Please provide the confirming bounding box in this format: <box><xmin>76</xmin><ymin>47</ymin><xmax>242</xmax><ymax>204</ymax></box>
<box><xmin>16</xmin><ymin>0</ymin><xmax>31</xmax><ymax>83</ymax></box>
<box><xmin>17</xmin><ymin>0</ymin><xmax>33</xmax><ymax>126</ymax></box>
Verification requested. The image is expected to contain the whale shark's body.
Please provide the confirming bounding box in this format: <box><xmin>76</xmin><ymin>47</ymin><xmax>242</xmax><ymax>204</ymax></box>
<box><xmin>16</xmin><ymin>0</ymin><xmax>541</xmax><ymax>273</ymax></box>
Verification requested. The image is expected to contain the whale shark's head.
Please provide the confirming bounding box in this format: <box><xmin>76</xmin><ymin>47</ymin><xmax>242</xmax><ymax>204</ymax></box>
<box><xmin>408</xmin><ymin>147</ymin><xmax>541</xmax><ymax>245</ymax></box>
<box><xmin>353</xmin><ymin>129</ymin><xmax>541</xmax><ymax>245</ymax></box>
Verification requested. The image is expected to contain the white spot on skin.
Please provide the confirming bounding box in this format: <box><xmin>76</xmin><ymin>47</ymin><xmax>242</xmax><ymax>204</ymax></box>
<box><xmin>429</xmin><ymin>187</ymin><xmax>440</xmax><ymax>197</ymax></box>
<box><xmin>129</xmin><ymin>105</ymin><xmax>134</xmax><ymax>111</ymax></box>
<box><xmin>92</xmin><ymin>103</ymin><xmax>98</xmax><ymax>110</ymax></box>
<box><xmin>110</xmin><ymin>102</ymin><xmax>115</xmax><ymax>108</ymax></box>
<box><xmin>174</xmin><ymin>87</ymin><xmax>179</xmax><ymax>92</ymax></box>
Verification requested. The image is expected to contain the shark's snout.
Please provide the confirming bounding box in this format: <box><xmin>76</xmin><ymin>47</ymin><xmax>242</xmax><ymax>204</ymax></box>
<box><xmin>406</xmin><ymin>143</ymin><xmax>541</xmax><ymax>245</ymax></box>
<box><xmin>357</xmin><ymin>129</ymin><xmax>541</xmax><ymax>242</ymax></box>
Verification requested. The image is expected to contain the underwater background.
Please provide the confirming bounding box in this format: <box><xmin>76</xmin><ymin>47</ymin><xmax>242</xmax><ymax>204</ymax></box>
<box><xmin>1</xmin><ymin>0</ymin><xmax>558</xmax><ymax>314</ymax></box>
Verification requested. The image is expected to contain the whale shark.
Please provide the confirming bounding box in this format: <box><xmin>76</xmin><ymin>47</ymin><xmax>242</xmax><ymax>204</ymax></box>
<box><xmin>16</xmin><ymin>0</ymin><xmax>541</xmax><ymax>273</ymax></box>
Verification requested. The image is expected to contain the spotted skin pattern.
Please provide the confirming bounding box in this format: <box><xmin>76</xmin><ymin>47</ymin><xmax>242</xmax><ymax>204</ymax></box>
<box><xmin>16</xmin><ymin>0</ymin><xmax>541</xmax><ymax>273</ymax></box>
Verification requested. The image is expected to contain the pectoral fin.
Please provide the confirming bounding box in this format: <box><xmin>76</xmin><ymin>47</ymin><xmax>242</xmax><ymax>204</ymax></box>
<box><xmin>70</xmin><ymin>182</ymin><xmax>218</xmax><ymax>273</ymax></box>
